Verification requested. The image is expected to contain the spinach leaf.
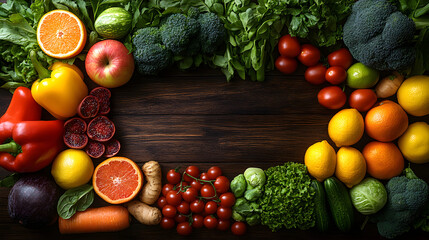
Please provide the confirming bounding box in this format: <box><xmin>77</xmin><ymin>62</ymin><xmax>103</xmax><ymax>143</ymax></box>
<box><xmin>57</xmin><ymin>184</ymin><xmax>94</xmax><ymax>219</ymax></box>
<box><xmin>0</xmin><ymin>173</ymin><xmax>20</xmax><ymax>187</ymax></box>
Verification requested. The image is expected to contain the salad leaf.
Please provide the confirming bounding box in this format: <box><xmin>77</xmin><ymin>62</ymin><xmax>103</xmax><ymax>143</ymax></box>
<box><xmin>57</xmin><ymin>184</ymin><xmax>94</xmax><ymax>219</ymax></box>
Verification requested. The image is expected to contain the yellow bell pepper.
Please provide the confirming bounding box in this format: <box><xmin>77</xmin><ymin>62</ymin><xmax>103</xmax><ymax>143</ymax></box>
<box><xmin>30</xmin><ymin>51</ymin><xmax>88</xmax><ymax>120</ymax></box>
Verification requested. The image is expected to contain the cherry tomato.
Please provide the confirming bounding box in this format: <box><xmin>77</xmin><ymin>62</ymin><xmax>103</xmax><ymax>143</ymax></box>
<box><xmin>192</xmin><ymin>214</ymin><xmax>204</xmax><ymax>228</ymax></box>
<box><xmin>176</xmin><ymin>222</ymin><xmax>192</xmax><ymax>236</ymax></box>
<box><xmin>166</xmin><ymin>190</ymin><xmax>182</xmax><ymax>206</ymax></box>
<box><xmin>162</xmin><ymin>183</ymin><xmax>174</xmax><ymax>197</ymax></box>
<box><xmin>275</xmin><ymin>56</ymin><xmax>298</xmax><ymax>74</ymax></box>
<box><xmin>160</xmin><ymin>217</ymin><xmax>175</xmax><ymax>229</ymax></box>
<box><xmin>349</xmin><ymin>89</ymin><xmax>378</xmax><ymax>112</ymax></box>
<box><xmin>190</xmin><ymin>200</ymin><xmax>205</xmax><ymax>213</ymax></box>
<box><xmin>204</xmin><ymin>201</ymin><xmax>218</xmax><ymax>215</ymax></box>
<box><xmin>317</xmin><ymin>86</ymin><xmax>347</xmax><ymax>110</ymax></box>
<box><xmin>217</xmin><ymin>219</ymin><xmax>231</xmax><ymax>231</ymax></box>
<box><xmin>328</xmin><ymin>48</ymin><xmax>353</xmax><ymax>69</ymax></box>
<box><xmin>162</xmin><ymin>205</ymin><xmax>177</xmax><ymax>218</ymax></box>
<box><xmin>298</xmin><ymin>44</ymin><xmax>320</xmax><ymax>67</ymax></box>
<box><xmin>278</xmin><ymin>34</ymin><xmax>301</xmax><ymax>58</ymax></box>
<box><xmin>214</xmin><ymin>176</ymin><xmax>230</xmax><ymax>194</ymax></box>
<box><xmin>190</xmin><ymin>180</ymin><xmax>203</xmax><ymax>191</ymax></box>
<box><xmin>217</xmin><ymin>207</ymin><xmax>232</xmax><ymax>220</ymax></box>
<box><xmin>207</xmin><ymin>166</ymin><xmax>222</xmax><ymax>180</ymax></box>
<box><xmin>175</xmin><ymin>214</ymin><xmax>187</xmax><ymax>223</ymax></box>
<box><xmin>325</xmin><ymin>66</ymin><xmax>347</xmax><ymax>85</ymax></box>
<box><xmin>166</xmin><ymin>169</ymin><xmax>181</xmax><ymax>185</ymax></box>
<box><xmin>177</xmin><ymin>201</ymin><xmax>190</xmax><ymax>214</ymax></box>
<box><xmin>175</xmin><ymin>181</ymin><xmax>188</xmax><ymax>192</ymax></box>
<box><xmin>219</xmin><ymin>192</ymin><xmax>236</xmax><ymax>208</ymax></box>
<box><xmin>204</xmin><ymin>215</ymin><xmax>218</xmax><ymax>229</ymax></box>
<box><xmin>182</xmin><ymin>187</ymin><xmax>198</xmax><ymax>203</ymax></box>
<box><xmin>184</xmin><ymin>166</ymin><xmax>200</xmax><ymax>182</ymax></box>
<box><xmin>304</xmin><ymin>64</ymin><xmax>326</xmax><ymax>85</ymax></box>
<box><xmin>199</xmin><ymin>172</ymin><xmax>209</xmax><ymax>181</ymax></box>
<box><xmin>201</xmin><ymin>184</ymin><xmax>216</xmax><ymax>199</ymax></box>
<box><xmin>157</xmin><ymin>196</ymin><xmax>167</xmax><ymax>208</ymax></box>
<box><xmin>231</xmin><ymin>221</ymin><xmax>247</xmax><ymax>236</ymax></box>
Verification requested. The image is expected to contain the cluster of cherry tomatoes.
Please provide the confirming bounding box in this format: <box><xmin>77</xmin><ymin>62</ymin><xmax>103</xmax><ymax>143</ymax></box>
<box><xmin>157</xmin><ymin>166</ymin><xmax>246</xmax><ymax>236</ymax></box>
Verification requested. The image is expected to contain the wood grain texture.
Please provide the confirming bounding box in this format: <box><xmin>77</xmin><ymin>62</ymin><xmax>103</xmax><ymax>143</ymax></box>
<box><xmin>0</xmin><ymin>65</ymin><xmax>428</xmax><ymax>239</ymax></box>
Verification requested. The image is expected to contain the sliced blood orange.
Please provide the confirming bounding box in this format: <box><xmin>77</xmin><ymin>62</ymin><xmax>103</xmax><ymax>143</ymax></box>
<box><xmin>93</xmin><ymin>157</ymin><xmax>143</xmax><ymax>204</ymax></box>
<box><xmin>37</xmin><ymin>10</ymin><xmax>87</xmax><ymax>59</ymax></box>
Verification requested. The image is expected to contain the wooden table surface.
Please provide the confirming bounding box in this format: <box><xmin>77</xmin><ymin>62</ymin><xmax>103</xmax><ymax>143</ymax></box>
<box><xmin>0</xmin><ymin>64</ymin><xmax>428</xmax><ymax>240</ymax></box>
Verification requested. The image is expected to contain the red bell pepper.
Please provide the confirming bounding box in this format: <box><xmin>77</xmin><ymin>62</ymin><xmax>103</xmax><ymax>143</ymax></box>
<box><xmin>0</xmin><ymin>87</ymin><xmax>64</xmax><ymax>172</ymax></box>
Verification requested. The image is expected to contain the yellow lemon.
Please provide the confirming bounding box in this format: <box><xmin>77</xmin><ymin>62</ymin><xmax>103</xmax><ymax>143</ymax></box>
<box><xmin>51</xmin><ymin>149</ymin><xmax>94</xmax><ymax>189</ymax></box>
<box><xmin>335</xmin><ymin>147</ymin><xmax>366</xmax><ymax>188</ymax></box>
<box><xmin>304</xmin><ymin>140</ymin><xmax>337</xmax><ymax>182</ymax></box>
<box><xmin>397</xmin><ymin>75</ymin><xmax>429</xmax><ymax>116</ymax></box>
<box><xmin>328</xmin><ymin>108</ymin><xmax>364</xmax><ymax>147</ymax></box>
<box><xmin>398</xmin><ymin>122</ymin><xmax>429</xmax><ymax>164</ymax></box>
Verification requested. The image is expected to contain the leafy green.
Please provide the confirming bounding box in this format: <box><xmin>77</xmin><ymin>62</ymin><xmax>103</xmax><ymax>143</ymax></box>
<box><xmin>57</xmin><ymin>184</ymin><xmax>94</xmax><ymax>219</ymax></box>
<box><xmin>259</xmin><ymin>162</ymin><xmax>315</xmax><ymax>232</ymax></box>
<box><xmin>0</xmin><ymin>173</ymin><xmax>20</xmax><ymax>187</ymax></box>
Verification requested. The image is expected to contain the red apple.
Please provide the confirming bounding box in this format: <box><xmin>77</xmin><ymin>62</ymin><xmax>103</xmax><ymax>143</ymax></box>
<box><xmin>85</xmin><ymin>40</ymin><xmax>134</xmax><ymax>88</ymax></box>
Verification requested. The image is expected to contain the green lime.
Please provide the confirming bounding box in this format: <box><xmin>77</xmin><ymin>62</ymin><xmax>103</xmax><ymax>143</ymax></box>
<box><xmin>346</xmin><ymin>63</ymin><xmax>379</xmax><ymax>89</ymax></box>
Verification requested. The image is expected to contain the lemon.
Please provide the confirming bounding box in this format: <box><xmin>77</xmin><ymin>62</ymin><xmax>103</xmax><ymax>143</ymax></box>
<box><xmin>398</xmin><ymin>122</ymin><xmax>429</xmax><ymax>164</ymax></box>
<box><xmin>397</xmin><ymin>75</ymin><xmax>429</xmax><ymax>116</ymax></box>
<box><xmin>328</xmin><ymin>108</ymin><xmax>364</xmax><ymax>147</ymax></box>
<box><xmin>335</xmin><ymin>147</ymin><xmax>366</xmax><ymax>188</ymax></box>
<box><xmin>304</xmin><ymin>140</ymin><xmax>336</xmax><ymax>182</ymax></box>
<box><xmin>51</xmin><ymin>149</ymin><xmax>94</xmax><ymax>189</ymax></box>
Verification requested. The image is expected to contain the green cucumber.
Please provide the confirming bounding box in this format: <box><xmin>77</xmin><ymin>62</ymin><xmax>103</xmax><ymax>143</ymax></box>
<box><xmin>94</xmin><ymin>7</ymin><xmax>132</xmax><ymax>39</ymax></box>
<box><xmin>324</xmin><ymin>177</ymin><xmax>354</xmax><ymax>232</ymax></box>
<box><xmin>311</xmin><ymin>179</ymin><xmax>330</xmax><ymax>232</ymax></box>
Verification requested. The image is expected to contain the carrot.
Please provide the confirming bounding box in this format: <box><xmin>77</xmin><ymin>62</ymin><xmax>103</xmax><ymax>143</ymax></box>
<box><xmin>125</xmin><ymin>200</ymin><xmax>162</xmax><ymax>225</ymax></box>
<box><xmin>139</xmin><ymin>161</ymin><xmax>162</xmax><ymax>205</ymax></box>
<box><xmin>58</xmin><ymin>205</ymin><xmax>130</xmax><ymax>234</ymax></box>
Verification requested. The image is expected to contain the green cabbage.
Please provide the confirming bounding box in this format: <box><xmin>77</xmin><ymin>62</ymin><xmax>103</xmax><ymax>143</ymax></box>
<box><xmin>350</xmin><ymin>177</ymin><xmax>387</xmax><ymax>215</ymax></box>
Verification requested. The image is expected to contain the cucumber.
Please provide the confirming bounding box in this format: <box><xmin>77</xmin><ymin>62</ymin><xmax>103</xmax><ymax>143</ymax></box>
<box><xmin>311</xmin><ymin>180</ymin><xmax>330</xmax><ymax>232</ymax></box>
<box><xmin>324</xmin><ymin>177</ymin><xmax>354</xmax><ymax>232</ymax></box>
<box><xmin>94</xmin><ymin>7</ymin><xmax>132</xmax><ymax>39</ymax></box>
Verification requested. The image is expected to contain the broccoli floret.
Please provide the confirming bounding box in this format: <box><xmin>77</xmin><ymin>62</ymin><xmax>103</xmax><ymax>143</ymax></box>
<box><xmin>197</xmin><ymin>12</ymin><xmax>226</xmax><ymax>55</ymax></box>
<box><xmin>160</xmin><ymin>13</ymin><xmax>200</xmax><ymax>55</ymax></box>
<box><xmin>132</xmin><ymin>27</ymin><xmax>162</xmax><ymax>46</ymax></box>
<box><xmin>343</xmin><ymin>0</ymin><xmax>416</xmax><ymax>71</ymax></box>
<box><xmin>372</xmin><ymin>166</ymin><xmax>429</xmax><ymax>239</ymax></box>
<box><xmin>187</xmin><ymin>7</ymin><xmax>200</xmax><ymax>19</ymax></box>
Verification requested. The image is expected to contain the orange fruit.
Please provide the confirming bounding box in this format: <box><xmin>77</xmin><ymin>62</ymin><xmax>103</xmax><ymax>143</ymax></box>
<box><xmin>93</xmin><ymin>157</ymin><xmax>143</xmax><ymax>204</ymax></box>
<box><xmin>37</xmin><ymin>10</ymin><xmax>87</xmax><ymax>59</ymax></box>
<box><xmin>362</xmin><ymin>141</ymin><xmax>404</xmax><ymax>180</ymax></box>
<box><xmin>365</xmin><ymin>100</ymin><xmax>408</xmax><ymax>142</ymax></box>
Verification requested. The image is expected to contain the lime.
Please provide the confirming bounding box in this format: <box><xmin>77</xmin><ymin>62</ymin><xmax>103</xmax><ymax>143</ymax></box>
<box><xmin>346</xmin><ymin>63</ymin><xmax>379</xmax><ymax>89</ymax></box>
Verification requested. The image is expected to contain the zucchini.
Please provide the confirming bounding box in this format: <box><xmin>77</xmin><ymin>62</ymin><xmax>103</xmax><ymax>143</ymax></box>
<box><xmin>324</xmin><ymin>177</ymin><xmax>354</xmax><ymax>232</ymax></box>
<box><xmin>311</xmin><ymin>180</ymin><xmax>330</xmax><ymax>232</ymax></box>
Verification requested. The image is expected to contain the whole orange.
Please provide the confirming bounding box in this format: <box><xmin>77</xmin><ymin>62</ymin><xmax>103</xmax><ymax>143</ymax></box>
<box><xmin>362</xmin><ymin>141</ymin><xmax>404</xmax><ymax>180</ymax></box>
<box><xmin>365</xmin><ymin>100</ymin><xmax>408</xmax><ymax>142</ymax></box>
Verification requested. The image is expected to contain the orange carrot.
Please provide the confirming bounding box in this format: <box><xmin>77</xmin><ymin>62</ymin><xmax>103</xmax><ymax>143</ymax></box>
<box><xmin>58</xmin><ymin>205</ymin><xmax>130</xmax><ymax>234</ymax></box>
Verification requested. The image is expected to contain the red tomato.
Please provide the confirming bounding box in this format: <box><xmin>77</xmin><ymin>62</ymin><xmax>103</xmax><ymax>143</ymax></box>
<box><xmin>166</xmin><ymin>190</ymin><xmax>182</xmax><ymax>206</ymax></box>
<box><xmin>328</xmin><ymin>48</ymin><xmax>353</xmax><ymax>69</ymax></box>
<box><xmin>278</xmin><ymin>34</ymin><xmax>301</xmax><ymax>58</ymax></box>
<box><xmin>201</xmin><ymin>184</ymin><xmax>216</xmax><ymax>199</ymax></box>
<box><xmin>157</xmin><ymin>196</ymin><xmax>167</xmax><ymax>208</ymax></box>
<box><xmin>217</xmin><ymin>219</ymin><xmax>231</xmax><ymax>231</ymax></box>
<box><xmin>231</xmin><ymin>221</ymin><xmax>247</xmax><ymax>236</ymax></box>
<box><xmin>204</xmin><ymin>201</ymin><xmax>218</xmax><ymax>215</ymax></box>
<box><xmin>175</xmin><ymin>214</ymin><xmax>187</xmax><ymax>223</ymax></box>
<box><xmin>184</xmin><ymin>166</ymin><xmax>199</xmax><ymax>182</ymax></box>
<box><xmin>182</xmin><ymin>187</ymin><xmax>198</xmax><ymax>203</ymax></box>
<box><xmin>177</xmin><ymin>201</ymin><xmax>190</xmax><ymax>214</ymax></box>
<box><xmin>204</xmin><ymin>215</ymin><xmax>218</xmax><ymax>229</ymax></box>
<box><xmin>214</xmin><ymin>176</ymin><xmax>230</xmax><ymax>194</ymax></box>
<box><xmin>349</xmin><ymin>89</ymin><xmax>378</xmax><ymax>112</ymax></box>
<box><xmin>160</xmin><ymin>217</ymin><xmax>175</xmax><ymax>229</ymax></box>
<box><xmin>176</xmin><ymin>222</ymin><xmax>192</xmax><ymax>236</ymax></box>
<box><xmin>190</xmin><ymin>180</ymin><xmax>203</xmax><ymax>191</ymax></box>
<box><xmin>325</xmin><ymin>66</ymin><xmax>347</xmax><ymax>85</ymax></box>
<box><xmin>162</xmin><ymin>205</ymin><xmax>177</xmax><ymax>218</ymax></box>
<box><xmin>175</xmin><ymin>181</ymin><xmax>188</xmax><ymax>192</ymax></box>
<box><xmin>219</xmin><ymin>192</ymin><xmax>236</xmax><ymax>208</ymax></box>
<box><xmin>304</xmin><ymin>64</ymin><xmax>327</xmax><ymax>85</ymax></box>
<box><xmin>207</xmin><ymin>166</ymin><xmax>222</xmax><ymax>180</ymax></box>
<box><xmin>192</xmin><ymin>214</ymin><xmax>204</xmax><ymax>228</ymax></box>
<box><xmin>166</xmin><ymin>169</ymin><xmax>181</xmax><ymax>185</ymax></box>
<box><xmin>190</xmin><ymin>200</ymin><xmax>205</xmax><ymax>213</ymax></box>
<box><xmin>217</xmin><ymin>207</ymin><xmax>232</xmax><ymax>220</ymax></box>
<box><xmin>275</xmin><ymin>56</ymin><xmax>298</xmax><ymax>74</ymax></box>
<box><xmin>162</xmin><ymin>184</ymin><xmax>174</xmax><ymax>197</ymax></box>
<box><xmin>298</xmin><ymin>44</ymin><xmax>320</xmax><ymax>67</ymax></box>
<box><xmin>317</xmin><ymin>86</ymin><xmax>347</xmax><ymax>110</ymax></box>
<box><xmin>199</xmin><ymin>172</ymin><xmax>209</xmax><ymax>181</ymax></box>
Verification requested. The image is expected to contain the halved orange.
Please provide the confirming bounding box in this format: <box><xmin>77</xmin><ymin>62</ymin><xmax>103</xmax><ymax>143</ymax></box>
<box><xmin>93</xmin><ymin>157</ymin><xmax>143</xmax><ymax>204</ymax></box>
<box><xmin>37</xmin><ymin>10</ymin><xmax>87</xmax><ymax>59</ymax></box>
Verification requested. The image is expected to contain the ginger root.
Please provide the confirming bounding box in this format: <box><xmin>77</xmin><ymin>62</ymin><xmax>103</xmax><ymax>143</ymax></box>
<box><xmin>125</xmin><ymin>200</ymin><xmax>161</xmax><ymax>225</ymax></box>
<box><xmin>139</xmin><ymin>161</ymin><xmax>162</xmax><ymax>205</ymax></box>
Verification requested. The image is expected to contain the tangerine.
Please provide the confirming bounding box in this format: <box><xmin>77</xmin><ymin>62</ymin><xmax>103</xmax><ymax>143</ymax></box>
<box><xmin>362</xmin><ymin>141</ymin><xmax>404</xmax><ymax>180</ymax></box>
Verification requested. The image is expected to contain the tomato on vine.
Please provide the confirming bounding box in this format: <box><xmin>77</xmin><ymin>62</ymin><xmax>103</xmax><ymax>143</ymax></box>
<box><xmin>184</xmin><ymin>166</ymin><xmax>200</xmax><ymax>182</ymax></box>
<box><xmin>214</xmin><ymin>176</ymin><xmax>230</xmax><ymax>194</ymax></box>
<box><xmin>207</xmin><ymin>166</ymin><xmax>222</xmax><ymax>180</ymax></box>
<box><xmin>176</xmin><ymin>222</ymin><xmax>192</xmax><ymax>236</ymax></box>
<box><xmin>182</xmin><ymin>187</ymin><xmax>198</xmax><ymax>203</ymax></box>
<box><xmin>204</xmin><ymin>215</ymin><xmax>218</xmax><ymax>229</ymax></box>
<box><xmin>160</xmin><ymin>217</ymin><xmax>175</xmax><ymax>229</ymax></box>
<box><xmin>166</xmin><ymin>169</ymin><xmax>181</xmax><ymax>185</ymax></box>
<box><xmin>219</xmin><ymin>192</ymin><xmax>236</xmax><ymax>208</ymax></box>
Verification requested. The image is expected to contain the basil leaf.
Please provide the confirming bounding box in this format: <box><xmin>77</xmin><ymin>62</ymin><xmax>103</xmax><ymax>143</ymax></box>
<box><xmin>57</xmin><ymin>184</ymin><xmax>94</xmax><ymax>219</ymax></box>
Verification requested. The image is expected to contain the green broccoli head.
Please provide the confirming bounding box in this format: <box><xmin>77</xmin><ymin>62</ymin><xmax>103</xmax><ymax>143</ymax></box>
<box><xmin>133</xmin><ymin>27</ymin><xmax>162</xmax><ymax>46</ymax></box>
<box><xmin>343</xmin><ymin>0</ymin><xmax>416</xmax><ymax>71</ymax></box>
<box><xmin>197</xmin><ymin>12</ymin><xmax>226</xmax><ymax>55</ymax></box>
<box><xmin>134</xmin><ymin>43</ymin><xmax>172</xmax><ymax>75</ymax></box>
<box><xmin>160</xmin><ymin>13</ymin><xmax>200</xmax><ymax>55</ymax></box>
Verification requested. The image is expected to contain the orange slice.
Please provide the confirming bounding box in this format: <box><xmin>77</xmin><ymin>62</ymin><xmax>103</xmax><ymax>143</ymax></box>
<box><xmin>37</xmin><ymin>10</ymin><xmax>87</xmax><ymax>59</ymax></box>
<box><xmin>93</xmin><ymin>157</ymin><xmax>143</xmax><ymax>204</ymax></box>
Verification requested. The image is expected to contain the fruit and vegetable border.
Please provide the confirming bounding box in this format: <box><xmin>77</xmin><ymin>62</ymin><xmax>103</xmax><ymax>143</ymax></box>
<box><xmin>0</xmin><ymin>0</ymin><xmax>429</xmax><ymax>238</ymax></box>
